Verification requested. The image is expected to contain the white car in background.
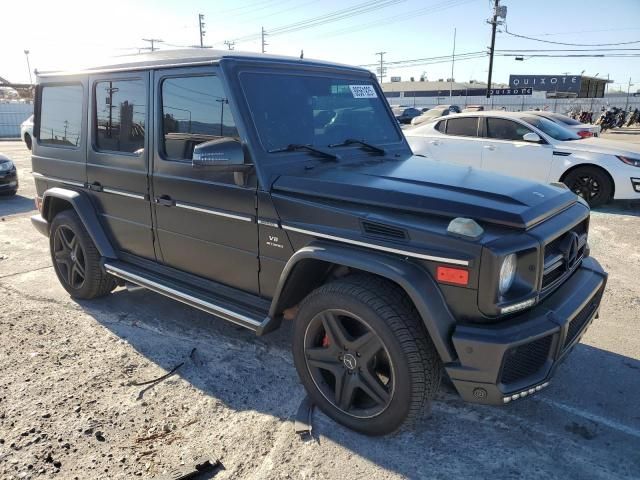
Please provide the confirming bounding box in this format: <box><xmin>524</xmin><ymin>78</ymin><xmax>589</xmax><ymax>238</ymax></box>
<box><xmin>525</xmin><ymin>111</ymin><xmax>601</xmax><ymax>138</ymax></box>
<box><xmin>20</xmin><ymin>115</ymin><xmax>34</xmax><ymax>150</ymax></box>
<box><xmin>405</xmin><ymin>111</ymin><xmax>640</xmax><ymax>206</ymax></box>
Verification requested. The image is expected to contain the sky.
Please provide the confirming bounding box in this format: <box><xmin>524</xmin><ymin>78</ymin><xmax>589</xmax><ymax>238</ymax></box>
<box><xmin>1</xmin><ymin>0</ymin><xmax>639</xmax><ymax>92</ymax></box>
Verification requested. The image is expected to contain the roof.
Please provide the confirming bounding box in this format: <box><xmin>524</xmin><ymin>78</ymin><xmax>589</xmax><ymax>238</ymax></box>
<box><xmin>381</xmin><ymin>80</ymin><xmax>508</xmax><ymax>92</ymax></box>
<box><xmin>37</xmin><ymin>48</ymin><xmax>367</xmax><ymax>78</ymax></box>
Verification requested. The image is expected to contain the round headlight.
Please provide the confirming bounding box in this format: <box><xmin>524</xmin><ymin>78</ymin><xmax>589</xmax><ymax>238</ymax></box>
<box><xmin>0</xmin><ymin>161</ymin><xmax>12</xmax><ymax>172</ymax></box>
<box><xmin>499</xmin><ymin>254</ymin><xmax>517</xmax><ymax>295</ymax></box>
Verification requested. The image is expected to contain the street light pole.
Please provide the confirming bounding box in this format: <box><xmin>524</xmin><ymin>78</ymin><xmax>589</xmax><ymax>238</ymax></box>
<box><xmin>24</xmin><ymin>50</ymin><xmax>32</xmax><ymax>85</ymax></box>
<box><xmin>449</xmin><ymin>28</ymin><xmax>456</xmax><ymax>98</ymax></box>
<box><xmin>485</xmin><ymin>0</ymin><xmax>499</xmax><ymax>98</ymax></box>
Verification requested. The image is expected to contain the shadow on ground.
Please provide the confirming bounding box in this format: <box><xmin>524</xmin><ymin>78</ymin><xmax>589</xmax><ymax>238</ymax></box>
<box><xmin>592</xmin><ymin>199</ymin><xmax>640</xmax><ymax>218</ymax></box>
<box><xmin>74</xmin><ymin>287</ymin><xmax>640</xmax><ymax>479</ymax></box>
<box><xmin>0</xmin><ymin>193</ymin><xmax>35</xmax><ymax>217</ymax></box>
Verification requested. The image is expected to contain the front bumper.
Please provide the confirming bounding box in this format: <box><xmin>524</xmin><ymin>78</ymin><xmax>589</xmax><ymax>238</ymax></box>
<box><xmin>31</xmin><ymin>214</ymin><xmax>49</xmax><ymax>236</ymax></box>
<box><xmin>446</xmin><ymin>256</ymin><xmax>607</xmax><ymax>405</ymax></box>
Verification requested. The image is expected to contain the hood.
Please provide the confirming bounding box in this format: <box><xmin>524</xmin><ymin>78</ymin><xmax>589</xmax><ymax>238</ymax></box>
<box><xmin>272</xmin><ymin>155</ymin><xmax>579</xmax><ymax>229</ymax></box>
<box><xmin>557</xmin><ymin>137</ymin><xmax>640</xmax><ymax>156</ymax></box>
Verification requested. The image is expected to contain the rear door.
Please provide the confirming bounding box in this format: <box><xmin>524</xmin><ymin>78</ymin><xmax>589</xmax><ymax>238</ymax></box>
<box><xmin>86</xmin><ymin>72</ymin><xmax>155</xmax><ymax>259</ymax></box>
<box><xmin>150</xmin><ymin>66</ymin><xmax>259</xmax><ymax>294</ymax></box>
<box><xmin>480</xmin><ymin>117</ymin><xmax>554</xmax><ymax>182</ymax></box>
<box><xmin>428</xmin><ymin>116</ymin><xmax>483</xmax><ymax>168</ymax></box>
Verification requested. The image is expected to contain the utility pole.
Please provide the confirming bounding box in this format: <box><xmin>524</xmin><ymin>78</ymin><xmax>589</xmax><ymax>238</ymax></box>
<box><xmin>224</xmin><ymin>40</ymin><xmax>235</xmax><ymax>50</ymax></box>
<box><xmin>625</xmin><ymin>77</ymin><xmax>633</xmax><ymax>111</ymax></box>
<box><xmin>486</xmin><ymin>0</ymin><xmax>506</xmax><ymax>98</ymax></box>
<box><xmin>449</xmin><ymin>28</ymin><xmax>456</xmax><ymax>98</ymax></box>
<box><xmin>198</xmin><ymin>14</ymin><xmax>206</xmax><ymax>48</ymax></box>
<box><xmin>261</xmin><ymin>27</ymin><xmax>268</xmax><ymax>53</ymax></box>
<box><xmin>375</xmin><ymin>51</ymin><xmax>386</xmax><ymax>84</ymax></box>
<box><xmin>23</xmin><ymin>50</ymin><xmax>32</xmax><ymax>85</ymax></box>
<box><xmin>142</xmin><ymin>38</ymin><xmax>163</xmax><ymax>52</ymax></box>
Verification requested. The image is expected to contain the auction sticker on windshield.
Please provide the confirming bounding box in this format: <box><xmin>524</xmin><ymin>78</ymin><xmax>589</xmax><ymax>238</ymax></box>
<box><xmin>349</xmin><ymin>85</ymin><xmax>378</xmax><ymax>98</ymax></box>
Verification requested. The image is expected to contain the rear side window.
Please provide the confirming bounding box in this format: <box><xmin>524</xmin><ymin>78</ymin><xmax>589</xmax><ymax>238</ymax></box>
<box><xmin>435</xmin><ymin>120</ymin><xmax>446</xmax><ymax>133</ymax></box>
<box><xmin>39</xmin><ymin>85</ymin><xmax>83</xmax><ymax>147</ymax></box>
<box><xmin>94</xmin><ymin>79</ymin><xmax>146</xmax><ymax>154</ymax></box>
<box><xmin>161</xmin><ymin>75</ymin><xmax>239</xmax><ymax>161</ymax></box>
<box><xmin>445</xmin><ymin>117</ymin><xmax>478</xmax><ymax>137</ymax></box>
<box><xmin>486</xmin><ymin>118</ymin><xmax>532</xmax><ymax>141</ymax></box>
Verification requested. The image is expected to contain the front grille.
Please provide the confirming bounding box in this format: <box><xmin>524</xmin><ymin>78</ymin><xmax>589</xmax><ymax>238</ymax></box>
<box><xmin>541</xmin><ymin>220</ymin><xmax>588</xmax><ymax>292</ymax></box>
<box><xmin>500</xmin><ymin>335</ymin><xmax>553</xmax><ymax>385</ymax></box>
<box><xmin>564</xmin><ymin>287</ymin><xmax>604</xmax><ymax>348</ymax></box>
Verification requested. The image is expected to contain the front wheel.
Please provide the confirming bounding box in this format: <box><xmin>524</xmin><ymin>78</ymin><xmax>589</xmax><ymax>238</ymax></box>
<box><xmin>49</xmin><ymin>210</ymin><xmax>116</xmax><ymax>299</ymax></box>
<box><xmin>24</xmin><ymin>133</ymin><xmax>32</xmax><ymax>150</ymax></box>
<box><xmin>292</xmin><ymin>275</ymin><xmax>441</xmax><ymax>436</ymax></box>
<box><xmin>563</xmin><ymin>166</ymin><xmax>613</xmax><ymax>208</ymax></box>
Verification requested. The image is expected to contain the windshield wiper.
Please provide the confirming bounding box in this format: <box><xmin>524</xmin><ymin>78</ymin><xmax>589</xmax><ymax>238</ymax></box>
<box><xmin>267</xmin><ymin>144</ymin><xmax>339</xmax><ymax>161</ymax></box>
<box><xmin>328</xmin><ymin>138</ymin><xmax>386</xmax><ymax>155</ymax></box>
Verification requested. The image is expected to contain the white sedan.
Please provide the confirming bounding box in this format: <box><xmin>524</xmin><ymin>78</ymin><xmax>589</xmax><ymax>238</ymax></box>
<box><xmin>20</xmin><ymin>115</ymin><xmax>34</xmax><ymax>150</ymax></box>
<box><xmin>405</xmin><ymin>111</ymin><xmax>640</xmax><ymax>206</ymax></box>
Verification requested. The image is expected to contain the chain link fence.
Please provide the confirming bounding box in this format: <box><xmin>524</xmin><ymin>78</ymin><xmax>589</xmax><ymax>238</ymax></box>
<box><xmin>0</xmin><ymin>103</ymin><xmax>34</xmax><ymax>139</ymax></box>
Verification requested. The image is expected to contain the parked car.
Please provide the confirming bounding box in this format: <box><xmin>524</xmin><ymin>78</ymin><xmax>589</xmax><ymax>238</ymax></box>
<box><xmin>20</xmin><ymin>115</ymin><xmax>34</xmax><ymax>150</ymax></box>
<box><xmin>410</xmin><ymin>105</ymin><xmax>457</xmax><ymax>126</ymax></box>
<box><xmin>0</xmin><ymin>153</ymin><xmax>18</xmax><ymax>196</ymax></box>
<box><xmin>393</xmin><ymin>106</ymin><xmax>421</xmax><ymax>124</ymax></box>
<box><xmin>30</xmin><ymin>49</ymin><xmax>606</xmax><ymax>435</ymax></box>
<box><xmin>405</xmin><ymin>111</ymin><xmax>640</xmax><ymax>206</ymax></box>
<box><xmin>525</xmin><ymin>111</ymin><xmax>600</xmax><ymax>138</ymax></box>
<box><xmin>462</xmin><ymin>105</ymin><xmax>485</xmax><ymax>112</ymax></box>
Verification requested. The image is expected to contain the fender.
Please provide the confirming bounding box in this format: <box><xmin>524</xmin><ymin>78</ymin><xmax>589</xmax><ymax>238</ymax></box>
<box><xmin>39</xmin><ymin>187</ymin><xmax>117</xmax><ymax>259</ymax></box>
<box><xmin>268</xmin><ymin>241</ymin><xmax>458</xmax><ymax>363</ymax></box>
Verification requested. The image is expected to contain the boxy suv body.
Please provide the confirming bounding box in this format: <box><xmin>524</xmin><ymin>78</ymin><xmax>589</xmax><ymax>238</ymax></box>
<box><xmin>30</xmin><ymin>50</ymin><xmax>607</xmax><ymax>435</ymax></box>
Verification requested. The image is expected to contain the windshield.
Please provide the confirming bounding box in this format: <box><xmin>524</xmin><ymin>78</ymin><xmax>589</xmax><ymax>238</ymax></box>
<box><xmin>239</xmin><ymin>72</ymin><xmax>401</xmax><ymax>152</ymax></box>
<box><xmin>519</xmin><ymin>115</ymin><xmax>582</xmax><ymax>141</ymax></box>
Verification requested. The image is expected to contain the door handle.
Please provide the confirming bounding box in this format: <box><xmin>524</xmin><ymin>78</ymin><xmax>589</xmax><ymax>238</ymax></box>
<box><xmin>483</xmin><ymin>145</ymin><xmax>496</xmax><ymax>151</ymax></box>
<box><xmin>155</xmin><ymin>195</ymin><xmax>175</xmax><ymax>207</ymax></box>
<box><xmin>429</xmin><ymin>140</ymin><xmax>440</xmax><ymax>146</ymax></box>
<box><xmin>88</xmin><ymin>182</ymin><xmax>103</xmax><ymax>192</ymax></box>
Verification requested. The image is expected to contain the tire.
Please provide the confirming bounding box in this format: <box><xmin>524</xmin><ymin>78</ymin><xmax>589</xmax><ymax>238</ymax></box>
<box><xmin>563</xmin><ymin>166</ymin><xmax>613</xmax><ymax>208</ymax></box>
<box><xmin>24</xmin><ymin>133</ymin><xmax>32</xmax><ymax>150</ymax></box>
<box><xmin>292</xmin><ymin>274</ymin><xmax>441</xmax><ymax>436</ymax></box>
<box><xmin>49</xmin><ymin>210</ymin><xmax>116</xmax><ymax>299</ymax></box>
<box><xmin>0</xmin><ymin>189</ymin><xmax>17</xmax><ymax>197</ymax></box>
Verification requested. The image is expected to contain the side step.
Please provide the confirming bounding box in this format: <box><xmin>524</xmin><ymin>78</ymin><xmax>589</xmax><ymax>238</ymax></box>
<box><xmin>104</xmin><ymin>261</ymin><xmax>273</xmax><ymax>334</ymax></box>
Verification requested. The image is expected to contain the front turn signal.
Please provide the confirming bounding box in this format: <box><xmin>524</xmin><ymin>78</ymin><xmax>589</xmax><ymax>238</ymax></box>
<box><xmin>436</xmin><ymin>266</ymin><xmax>469</xmax><ymax>286</ymax></box>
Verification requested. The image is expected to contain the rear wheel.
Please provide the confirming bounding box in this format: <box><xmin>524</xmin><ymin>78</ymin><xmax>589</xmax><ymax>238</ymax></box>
<box><xmin>292</xmin><ymin>275</ymin><xmax>441</xmax><ymax>435</ymax></box>
<box><xmin>49</xmin><ymin>210</ymin><xmax>116</xmax><ymax>299</ymax></box>
<box><xmin>563</xmin><ymin>166</ymin><xmax>613</xmax><ymax>207</ymax></box>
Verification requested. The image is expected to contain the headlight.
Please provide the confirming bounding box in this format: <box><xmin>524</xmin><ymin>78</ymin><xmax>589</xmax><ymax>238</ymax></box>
<box><xmin>0</xmin><ymin>161</ymin><xmax>14</xmax><ymax>172</ymax></box>
<box><xmin>617</xmin><ymin>155</ymin><xmax>640</xmax><ymax>167</ymax></box>
<box><xmin>498</xmin><ymin>254</ymin><xmax>517</xmax><ymax>295</ymax></box>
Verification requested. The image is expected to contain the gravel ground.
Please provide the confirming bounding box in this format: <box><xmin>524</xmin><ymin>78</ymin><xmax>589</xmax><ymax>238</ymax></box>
<box><xmin>0</xmin><ymin>136</ymin><xmax>639</xmax><ymax>479</ymax></box>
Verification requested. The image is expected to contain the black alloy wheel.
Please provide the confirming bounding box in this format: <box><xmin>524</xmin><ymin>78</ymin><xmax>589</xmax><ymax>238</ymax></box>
<box><xmin>49</xmin><ymin>210</ymin><xmax>116</xmax><ymax>299</ymax></box>
<box><xmin>563</xmin><ymin>166</ymin><xmax>613</xmax><ymax>208</ymax></box>
<box><xmin>53</xmin><ymin>225</ymin><xmax>87</xmax><ymax>290</ymax></box>
<box><xmin>304</xmin><ymin>309</ymin><xmax>394</xmax><ymax>419</ymax></box>
<box><xmin>293</xmin><ymin>275</ymin><xmax>442</xmax><ymax>435</ymax></box>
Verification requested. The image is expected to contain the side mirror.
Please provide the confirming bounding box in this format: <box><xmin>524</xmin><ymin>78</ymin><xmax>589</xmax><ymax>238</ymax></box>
<box><xmin>192</xmin><ymin>138</ymin><xmax>253</xmax><ymax>172</ymax></box>
<box><xmin>522</xmin><ymin>132</ymin><xmax>542</xmax><ymax>143</ymax></box>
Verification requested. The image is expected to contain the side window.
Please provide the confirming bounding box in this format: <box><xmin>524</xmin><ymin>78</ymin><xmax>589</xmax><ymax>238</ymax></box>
<box><xmin>445</xmin><ymin>117</ymin><xmax>478</xmax><ymax>137</ymax></box>
<box><xmin>486</xmin><ymin>118</ymin><xmax>532</xmax><ymax>141</ymax></box>
<box><xmin>94</xmin><ymin>79</ymin><xmax>146</xmax><ymax>154</ymax></box>
<box><xmin>39</xmin><ymin>85</ymin><xmax>83</xmax><ymax>147</ymax></box>
<box><xmin>435</xmin><ymin>120</ymin><xmax>446</xmax><ymax>133</ymax></box>
<box><xmin>161</xmin><ymin>75</ymin><xmax>238</xmax><ymax>161</ymax></box>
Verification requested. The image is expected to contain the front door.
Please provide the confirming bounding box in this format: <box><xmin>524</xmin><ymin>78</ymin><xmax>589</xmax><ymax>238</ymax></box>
<box><xmin>480</xmin><ymin>117</ymin><xmax>554</xmax><ymax>182</ymax></box>
<box><xmin>86</xmin><ymin>72</ymin><xmax>155</xmax><ymax>260</ymax></box>
<box><xmin>150</xmin><ymin>67</ymin><xmax>259</xmax><ymax>294</ymax></box>
<box><xmin>429</xmin><ymin>116</ymin><xmax>483</xmax><ymax>168</ymax></box>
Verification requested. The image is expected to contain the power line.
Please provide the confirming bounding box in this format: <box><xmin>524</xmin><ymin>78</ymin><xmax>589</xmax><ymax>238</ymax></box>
<box><xmin>503</xmin><ymin>24</ymin><xmax>640</xmax><ymax>47</ymax></box>
<box><xmin>228</xmin><ymin>0</ymin><xmax>406</xmax><ymax>43</ymax></box>
<box><xmin>320</xmin><ymin>0</ymin><xmax>475</xmax><ymax>38</ymax></box>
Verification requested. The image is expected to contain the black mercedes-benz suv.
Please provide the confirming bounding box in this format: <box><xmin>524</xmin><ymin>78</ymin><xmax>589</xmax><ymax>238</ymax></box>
<box><xmin>29</xmin><ymin>50</ymin><xmax>607</xmax><ymax>435</ymax></box>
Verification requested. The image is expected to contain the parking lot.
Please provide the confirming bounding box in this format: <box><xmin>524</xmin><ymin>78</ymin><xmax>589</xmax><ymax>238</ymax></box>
<box><xmin>0</xmin><ymin>137</ymin><xmax>639</xmax><ymax>479</ymax></box>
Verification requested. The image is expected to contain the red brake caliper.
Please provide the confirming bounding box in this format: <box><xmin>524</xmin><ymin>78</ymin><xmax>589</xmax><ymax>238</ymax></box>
<box><xmin>322</xmin><ymin>334</ymin><xmax>330</xmax><ymax>348</ymax></box>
